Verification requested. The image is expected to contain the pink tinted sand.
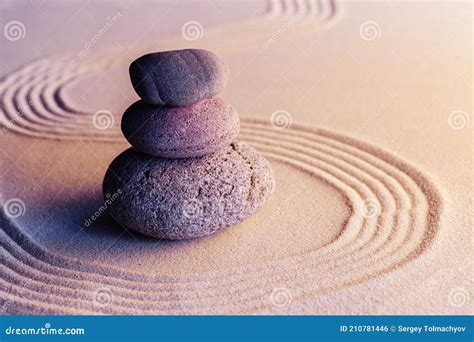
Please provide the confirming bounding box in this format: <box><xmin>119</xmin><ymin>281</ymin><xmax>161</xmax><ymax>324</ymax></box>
<box><xmin>0</xmin><ymin>0</ymin><xmax>472</xmax><ymax>314</ymax></box>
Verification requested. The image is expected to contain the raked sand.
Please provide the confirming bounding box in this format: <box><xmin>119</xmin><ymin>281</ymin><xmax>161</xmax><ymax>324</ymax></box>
<box><xmin>0</xmin><ymin>0</ymin><xmax>472</xmax><ymax>314</ymax></box>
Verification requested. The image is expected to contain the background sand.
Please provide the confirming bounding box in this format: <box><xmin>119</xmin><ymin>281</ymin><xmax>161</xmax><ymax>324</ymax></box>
<box><xmin>0</xmin><ymin>0</ymin><xmax>472</xmax><ymax>314</ymax></box>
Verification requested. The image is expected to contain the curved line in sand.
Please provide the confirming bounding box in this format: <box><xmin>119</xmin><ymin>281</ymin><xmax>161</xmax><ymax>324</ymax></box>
<box><xmin>0</xmin><ymin>45</ymin><xmax>441</xmax><ymax>314</ymax></box>
<box><xmin>1</xmin><ymin>120</ymin><xmax>439</xmax><ymax>312</ymax></box>
<box><xmin>265</xmin><ymin>0</ymin><xmax>338</xmax><ymax>20</ymax></box>
<box><xmin>0</xmin><ymin>0</ymin><xmax>342</xmax><ymax>139</ymax></box>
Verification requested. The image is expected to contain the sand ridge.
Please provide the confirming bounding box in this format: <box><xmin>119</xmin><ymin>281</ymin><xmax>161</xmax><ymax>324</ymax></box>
<box><xmin>1</xmin><ymin>0</ymin><xmax>470</xmax><ymax>315</ymax></box>
<box><xmin>0</xmin><ymin>116</ymin><xmax>442</xmax><ymax>313</ymax></box>
<box><xmin>0</xmin><ymin>0</ymin><xmax>341</xmax><ymax>141</ymax></box>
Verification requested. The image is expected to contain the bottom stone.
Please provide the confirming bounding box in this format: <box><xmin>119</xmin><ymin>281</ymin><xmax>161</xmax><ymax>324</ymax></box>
<box><xmin>102</xmin><ymin>142</ymin><xmax>275</xmax><ymax>240</ymax></box>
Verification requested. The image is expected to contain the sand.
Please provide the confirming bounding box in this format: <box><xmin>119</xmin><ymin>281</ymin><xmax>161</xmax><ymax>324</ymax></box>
<box><xmin>0</xmin><ymin>0</ymin><xmax>472</xmax><ymax>314</ymax></box>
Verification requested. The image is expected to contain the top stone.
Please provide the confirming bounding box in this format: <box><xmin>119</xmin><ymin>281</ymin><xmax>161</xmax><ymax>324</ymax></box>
<box><xmin>129</xmin><ymin>49</ymin><xmax>229</xmax><ymax>106</ymax></box>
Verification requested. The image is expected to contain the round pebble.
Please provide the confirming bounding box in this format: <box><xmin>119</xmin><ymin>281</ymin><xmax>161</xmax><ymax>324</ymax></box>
<box><xmin>102</xmin><ymin>142</ymin><xmax>275</xmax><ymax>240</ymax></box>
<box><xmin>129</xmin><ymin>49</ymin><xmax>228</xmax><ymax>106</ymax></box>
<box><xmin>121</xmin><ymin>98</ymin><xmax>240</xmax><ymax>158</ymax></box>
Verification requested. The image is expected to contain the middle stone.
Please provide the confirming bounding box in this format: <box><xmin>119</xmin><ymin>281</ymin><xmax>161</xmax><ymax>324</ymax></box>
<box><xmin>121</xmin><ymin>97</ymin><xmax>240</xmax><ymax>158</ymax></box>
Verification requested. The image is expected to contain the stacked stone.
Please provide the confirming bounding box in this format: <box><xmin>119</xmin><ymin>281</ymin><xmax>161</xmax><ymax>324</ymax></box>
<box><xmin>103</xmin><ymin>49</ymin><xmax>274</xmax><ymax>240</ymax></box>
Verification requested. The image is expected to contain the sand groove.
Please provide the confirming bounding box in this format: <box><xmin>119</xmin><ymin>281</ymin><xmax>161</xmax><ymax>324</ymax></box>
<box><xmin>1</xmin><ymin>124</ymin><xmax>441</xmax><ymax>313</ymax></box>
<box><xmin>266</xmin><ymin>0</ymin><xmax>337</xmax><ymax>20</ymax></box>
<box><xmin>0</xmin><ymin>46</ymin><xmax>442</xmax><ymax>314</ymax></box>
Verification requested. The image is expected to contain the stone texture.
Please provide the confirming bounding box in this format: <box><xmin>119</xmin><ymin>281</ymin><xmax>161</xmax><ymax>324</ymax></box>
<box><xmin>102</xmin><ymin>142</ymin><xmax>275</xmax><ymax>240</ymax></box>
<box><xmin>121</xmin><ymin>98</ymin><xmax>240</xmax><ymax>158</ymax></box>
<box><xmin>129</xmin><ymin>49</ymin><xmax>228</xmax><ymax>106</ymax></box>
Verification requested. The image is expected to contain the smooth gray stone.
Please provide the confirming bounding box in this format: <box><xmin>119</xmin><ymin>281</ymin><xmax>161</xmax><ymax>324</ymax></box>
<box><xmin>121</xmin><ymin>98</ymin><xmax>240</xmax><ymax>158</ymax></box>
<box><xmin>129</xmin><ymin>49</ymin><xmax>228</xmax><ymax>106</ymax></box>
<box><xmin>102</xmin><ymin>143</ymin><xmax>275</xmax><ymax>240</ymax></box>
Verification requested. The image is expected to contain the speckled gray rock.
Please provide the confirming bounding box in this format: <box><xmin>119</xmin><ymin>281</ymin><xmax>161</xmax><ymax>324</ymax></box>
<box><xmin>102</xmin><ymin>142</ymin><xmax>274</xmax><ymax>240</ymax></box>
<box><xmin>121</xmin><ymin>98</ymin><xmax>240</xmax><ymax>158</ymax></box>
<box><xmin>129</xmin><ymin>49</ymin><xmax>229</xmax><ymax>106</ymax></box>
